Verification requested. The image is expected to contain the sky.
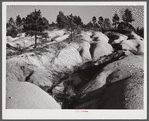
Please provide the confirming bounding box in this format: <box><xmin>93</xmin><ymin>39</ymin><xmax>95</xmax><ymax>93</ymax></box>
<box><xmin>7</xmin><ymin>5</ymin><xmax>144</xmax><ymax>28</ymax></box>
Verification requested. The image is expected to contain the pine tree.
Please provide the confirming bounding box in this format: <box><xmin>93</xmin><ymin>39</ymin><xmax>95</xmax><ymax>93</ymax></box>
<box><xmin>112</xmin><ymin>13</ymin><xmax>120</xmax><ymax>28</ymax></box>
<box><xmin>73</xmin><ymin>16</ymin><xmax>82</xmax><ymax>27</ymax></box>
<box><xmin>98</xmin><ymin>16</ymin><xmax>104</xmax><ymax>30</ymax></box>
<box><xmin>56</xmin><ymin>11</ymin><xmax>67</xmax><ymax>28</ymax></box>
<box><xmin>8</xmin><ymin>17</ymin><xmax>15</xmax><ymax>26</ymax></box>
<box><xmin>6</xmin><ymin>17</ymin><xmax>18</xmax><ymax>37</ymax></box>
<box><xmin>16</xmin><ymin>15</ymin><xmax>22</xmax><ymax>27</ymax></box>
<box><xmin>92</xmin><ymin>16</ymin><xmax>97</xmax><ymax>27</ymax></box>
<box><xmin>104</xmin><ymin>18</ymin><xmax>111</xmax><ymax>29</ymax></box>
<box><xmin>23</xmin><ymin>9</ymin><xmax>49</xmax><ymax>48</ymax></box>
<box><xmin>67</xmin><ymin>14</ymin><xmax>77</xmax><ymax>41</ymax></box>
<box><xmin>122</xmin><ymin>9</ymin><xmax>135</xmax><ymax>26</ymax></box>
<box><xmin>86</xmin><ymin>21</ymin><xmax>93</xmax><ymax>29</ymax></box>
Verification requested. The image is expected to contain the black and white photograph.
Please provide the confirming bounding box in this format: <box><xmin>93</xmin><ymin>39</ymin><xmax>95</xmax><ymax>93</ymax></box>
<box><xmin>2</xmin><ymin>2</ymin><xmax>147</xmax><ymax>119</ymax></box>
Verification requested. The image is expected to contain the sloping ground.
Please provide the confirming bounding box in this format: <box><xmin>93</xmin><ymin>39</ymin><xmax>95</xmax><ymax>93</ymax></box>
<box><xmin>90</xmin><ymin>32</ymin><xmax>114</xmax><ymax>62</ymax></box>
<box><xmin>104</xmin><ymin>31</ymin><xmax>128</xmax><ymax>44</ymax></box>
<box><xmin>6</xmin><ymin>30</ymin><xmax>144</xmax><ymax>109</ymax></box>
<box><xmin>7</xmin><ymin>36</ymin><xmax>35</xmax><ymax>49</ymax></box>
<box><xmin>107</xmin><ymin>31</ymin><xmax>144</xmax><ymax>55</ymax></box>
<box><xmin>6</xmin><ymin>29</ymin><xmax>69</xmax><ymax>57</ymax></box>
<box><xmin>45</xmin><ymin>29</ymin><xmax>67</xmax><ymax>41</ymax></box>
<box><xmin>73</xmin><ymin>55</ymin><xmax>144</xmax><ymax>109</ymax></box>
<box><xmin>53</xmin><ymin>45</ymin><xmax>83</xmax><ymax>70</ymax></box>
<box><xmin>51</xmin><ymin>50</ymin><xmax>126</xmax><ymax>106</ymax></box>
<box><xmin>90</xmin><ymin>41</ymin><xmax>113</xmax><ymax>61</ymax></box>
<box><xmin>70</xmin><ymin>33</ymin><xmax>92</xmax><ymax>62</ymax></box>
<box><xmin>6</xmin><ymin>43</ymin><xmax>68</xmax><ymax>91</ymax></box>
<box><xmin>92</xmin><ymin>31</ymin><xmax>109</xmax><ymax>43</ymax></box>
<box><xmin>6</xmin><ymin>81</ymin><xmax>61</xmax><ymax>109</ymax></box>
<box><xmin>6</xmin><ymin>36</ymin><xmax>35</xmax><ymax>57</ymax></box>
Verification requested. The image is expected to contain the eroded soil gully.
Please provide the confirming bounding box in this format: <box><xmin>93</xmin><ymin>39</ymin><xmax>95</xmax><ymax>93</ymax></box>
<box><xmin>49</xmin><ymin>51</ymin><xmax>125</xmax><ymax>109</ymax></box>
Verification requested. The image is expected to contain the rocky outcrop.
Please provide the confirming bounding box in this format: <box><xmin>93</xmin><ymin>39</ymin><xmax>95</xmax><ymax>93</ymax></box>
<box><xmin>80</xmin><ymin>31</ymin><xmax>93</xmax><ymax>43</ymax></box>
<box><xmin>54</xmin><ymin>34</ymin><xmax>70</xmax><ymax>42</ymax></box>
<box><xmin>53</xmin><ymin>45</ymin><xmax>83</xmax><ymax>70</ymax></box>
<box><xmin>105</xmin><ymin>31</ymin><xmax>128</xmax><ymax>44</ymax></box>
<box><xmin>90</xmin><ymin>41</ymin><xmax>113</xmax><ymax>62</ymax></box>
<box><xmin>111</xmin><ymin>31</ymin><xmax>144</xmax><ymax>55</ymax></box>
<box><xmin>92</xmin><ymin>32</ymin><xmax>109</xmax><ymax>43</ymax></box>
<box><xmin>6</xmin><ymin>30</ymin><xmax>144</xmax><ymax>109</ymax></box>
<box><xmin>51</xmin><ymin>50</ymin><xmax>126</xmax><ymax>108</ymax></box>
<box><xmin>6</xmin><ymin>81</ymin><xmax>61</xmax><ymax>109</ymax></box>
<box><xmin>112</xmin><ymin>34</ymin><xmax>128</xmax><ymax>44</ymax></box>
<box><xmin>120</xmin><ymin>35</ymin><xmax>144</xmax><ymax>55</ymax></box>
<box><xmin>70</xmin><ymin>32</ymin><xmax>93</xmax><ymax>62</ymax></box>
<box><xmin>89</xmin><ymin>32</ymin><xmax>114</xmax><ymax>62</ymax></box>
<box><xmin>74</xmin><ymin>55</ymin><xmax>144</xmax><ymax>109</ymax></box>
<box><xmin>46</xmin><ymin>29</ymin><xmax>66</xmax><ymax>41</ymax></box>
<box><xmin>79</xmin><ymin>41</ymin><xmax>92</xmax><ymax>62</ymax></box>
<box><xmin>7</xmin><ymin>55</ymin><xmax>49</xmax><ymax>89</ymax></box>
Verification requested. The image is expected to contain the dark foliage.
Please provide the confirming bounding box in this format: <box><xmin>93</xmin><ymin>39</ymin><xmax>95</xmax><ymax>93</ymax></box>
<box><xmin>136</xmin><ymin>27</ymin><xmax>144</xmax><ymax>38</ymax></box>
<box><xmin>23</xmin><ymin>9</ymin><xmax>49</xmax><ymax>48</ymax></box>
<box><xmin>118</xmin><ymin>22</ymin><xmax>135</xmax><ymax>31</ymax></box>
<box><xmin>56</xmin><ymin>11</ymin><xmax>67</xmax><ymax>29</ymax></box>
<box><xmin>7</xmin><ymin>17</ymin><xmax>18</xmax><ymax>38</ymax></box>
<box><xmin>16</xmin><ymin>15</ymin><xmax>22</xmax><ymax>27</ymax></box>
<box><xmin>7</xmin><ymin>25</ymin><xmax>18</xmax><ymax>38</ymax></box>
<box><xmin>112</xmin><ymin>13</ymin><xmax>120</xmax><ymax>28</ymax></box>
<box><xmin>98</xmin><ymin>16</ymin><xmax>104</xmax><ymax>30</ymax></box>
<box><xmin>104</xmin><ymin>18</ymin><xmax>111</xmax><ymax>29</ymax></box>
<box><xmin>56</xmin><ymin>11</ymin><xmax>83</xmax><ymax>30</ymax></box>
<box><xmin>92</xmin><ymin>16</ymin><xmax>97</xmax><ymax>27</ymax></box>
<box><xmin>122</xmin><ymin>9</ymin><xmax>135</xmax><ymax>24</ymax></box>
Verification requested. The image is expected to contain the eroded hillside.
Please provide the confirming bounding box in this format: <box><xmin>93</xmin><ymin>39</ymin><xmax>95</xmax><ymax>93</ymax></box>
<box><xmin>6</xmin><ymin>29</ymin><xmax>144</xmax><ymax>109</ymax></box>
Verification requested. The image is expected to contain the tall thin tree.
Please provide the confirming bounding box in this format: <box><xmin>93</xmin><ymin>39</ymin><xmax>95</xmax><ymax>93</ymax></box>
<box><xmin>112</xmin><ymin>13</ymin><xmax>120</xmax><ymax>28</ymax></box>
<box><xmin>23</xmin><ymin>9</ymin><xmax>49</xmax><ymax>48</ymax></box>
<box><xmin>122</xmin><ymin>9</ymin><xmax>135</xmax><ymax>26</ymax></box>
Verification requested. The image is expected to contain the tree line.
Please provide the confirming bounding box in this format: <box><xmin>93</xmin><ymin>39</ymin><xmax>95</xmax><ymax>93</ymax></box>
<box><xmin>6</xmin><ymin>8</ymin><xmax>144</xmax><ymax>48</ymax></box>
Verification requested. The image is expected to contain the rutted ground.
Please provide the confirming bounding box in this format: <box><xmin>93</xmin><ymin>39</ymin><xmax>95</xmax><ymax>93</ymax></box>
<box><xmin>6</xmin><ymin>29</ymin><xmax>144</xmax><ymax>109</ymax></box>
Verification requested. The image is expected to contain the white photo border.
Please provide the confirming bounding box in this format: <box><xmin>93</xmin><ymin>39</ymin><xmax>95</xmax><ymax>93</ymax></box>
<box><xmin>2</xmin><ymin>1</ymin><xmax>147</xmax><ymax>119</ymax></box>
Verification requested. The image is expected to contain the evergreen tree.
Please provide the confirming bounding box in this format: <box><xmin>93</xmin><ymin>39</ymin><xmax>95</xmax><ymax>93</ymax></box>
<box><xmin>98</xmin><ymin>16</ymin><xmax>104</xmax><ymax>30</ymax></box>
<box><xmin>112</xmin><ymin>13</ymin><xmax>120</xmax><ymax>28</ymax></box>
<box><xmin>22</xmin><ymin>17</ymin><xmax>26</xmax><ymax>24</ymax></box>
<box><xmin>73</xmin><ymin>16</ymin><xmax>82</xmax><ymax>27</ymax></box>
<box><xmin>8</xmin><ymin>17</ymin><xmax>15</xmax><ymax>26</ymax></box>
<box><xmin>6</xmin><ymin>17</ymin><xmax>18</xmax><ymax>37</ymax></box>
<box><xmin>104</xmin><ymin>18</ymin><xmax>111</xmax><ymax>29</ymax></box>
<box><xmin>16</xmin><ymin>15</ymin><xmax>22</xmax><ymax>27</ymax></box>
<box><xmin>122</xmin><ymin>9</ymin><xmax>135</xmax><ymax>26</ymax></box>
<box><xmin>67</xmin><ymin>14</ymin><xmax>77</xmax><ymax>41</ymax></box>
<box><xmin>56</xmin><ymin>11</ymin><xmax>67</xmax><ymax>28</ymax></box>
<box><xmin>23</xmin><ymin>9</ymin><xmax>49</xmax><ymax>48</ymax></box>
<box><xmin>86</xmin><ymin>21</ymin><xmax>93</xmax><ymax>29</ymax></box>
<box><xmin>92</xmin><ymin>16</ymin><xmax>97</xmax><ymax>27</ymax></box>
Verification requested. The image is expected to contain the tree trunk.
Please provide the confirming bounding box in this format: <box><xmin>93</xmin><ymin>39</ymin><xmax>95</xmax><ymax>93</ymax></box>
<box><xmin>70</xmin><ymin>16</ymin><xmax>72</xmax><ymax>41</ymax></box>
<box><xmin>35</xmin><ymin>34</ymin><xmax>37</xmax><ymax>48</ymax></box>
<box><xmin>71</xmin><ymin>30</ymin><xmax>72</xmax><ymax>42</ymax></box>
